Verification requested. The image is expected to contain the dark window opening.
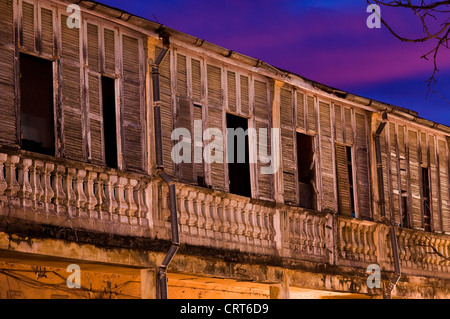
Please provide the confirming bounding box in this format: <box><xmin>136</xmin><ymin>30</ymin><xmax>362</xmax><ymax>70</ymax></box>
<box><xmin>101</xmin><ymin>76</ymin><xmax>118</xmax><ymax>169</ymax></box>
<box><xmin>226</xmin><ymin>113</ymin><xmax>251</xmax><ymax>197</ymax></box>
<box><xmin>20</xmin><ymin>53</ymin><xmax>55</xmax><ymax>156</ymax></box>
<box><xmin>421</xmin><ymin>167</ymin><xmax>432</xmax><ymax>232</ymax></box>
<box><xmin>401</xmin><ymin>194</ymin><xmax>409</xmax><ymax>228</ymax></box>
<box><xmin>335</xmin><ymin>144</ymin><xmax>355</xmax><ymax>217</ymax></box>
<box><xmin>297</xmin><ymin>133</ymin><xmax>316</xmax><ymax>210</ymax></box>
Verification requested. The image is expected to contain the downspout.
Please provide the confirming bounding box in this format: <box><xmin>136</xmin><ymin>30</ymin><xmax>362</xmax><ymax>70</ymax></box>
<box><xmin>151</xmin><ymin>41</ymin><xmax>179</xmax><ymax>299</ymax></box>
<box><xmin>373</xmin><ymin>112</ymin><xmax>401</xmax><ymax>299</ymax></box>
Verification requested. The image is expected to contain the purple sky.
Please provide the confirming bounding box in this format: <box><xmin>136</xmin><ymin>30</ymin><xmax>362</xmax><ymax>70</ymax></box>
<box><xmin>100</xmin><ymin>0</ymin><xmax>450</xmax><ymax>125</ymax></box>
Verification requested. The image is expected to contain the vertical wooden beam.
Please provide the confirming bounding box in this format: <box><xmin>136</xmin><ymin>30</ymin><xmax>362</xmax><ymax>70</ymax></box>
<box><xmin>248</xmin><ymin>74</ymin><xmax>258</xmax><ymax>199</ymax></box>
<box><xmin>115</xmin><ymin>27</ymin><xmax>124</xmax><ymax>170</ymax></box>
<box><xmin>330</xmin><ymin>102</ymin><xmax>338</xmax><ymax>212</ymax></box>
<box><xmin>350</xmin><ymin>108</ymin><xmax>359</xmax><ymax>217</ymax></box>
<box><xmin>146</xmin><ymin>36</ymin><xmax>159</xmax><ymax>175</ymax></box>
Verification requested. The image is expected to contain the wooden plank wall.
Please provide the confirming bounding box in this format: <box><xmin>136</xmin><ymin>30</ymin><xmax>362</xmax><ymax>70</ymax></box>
<box><xmin>379</xmin><ymin>118</ymin><xmax>450</xmax><ymax>233</ymax></box>
<box><xmin>8</xmin><ymin>0</ymin><xmax>147</xmax><ymax>172</ymax></box>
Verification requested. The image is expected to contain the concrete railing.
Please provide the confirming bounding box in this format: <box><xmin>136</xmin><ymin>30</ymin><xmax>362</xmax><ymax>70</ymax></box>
<box><xmin>1</xmin><ymin>149</ymin><xmax>449</xmax><ymax>278</ymax></box>
<box><xmin>0</xmin><ymin>151</ymin><xmax>151</xmax><ymax>237</ymax></box>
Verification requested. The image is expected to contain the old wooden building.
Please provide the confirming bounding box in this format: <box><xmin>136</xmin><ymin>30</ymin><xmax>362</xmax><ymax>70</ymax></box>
<box><xmin>0</xmin><ymin>0</ymin><xmax>448</xmax><ymax>299</ymax></box>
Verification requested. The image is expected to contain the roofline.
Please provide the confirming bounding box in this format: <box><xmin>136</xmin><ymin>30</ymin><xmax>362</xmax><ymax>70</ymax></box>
<box><xmin>69</xmin><ymin>0</ymin><xmax>450</xmax><ymax>135</ymax></box>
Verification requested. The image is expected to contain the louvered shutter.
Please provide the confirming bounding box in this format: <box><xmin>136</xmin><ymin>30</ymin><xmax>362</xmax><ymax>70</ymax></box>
<box><xmin>296</xmin><ymin>91</ymin><xmax>305</xmax><ymax>131</ymax></box>
<box><xmin>207</xmin><ymin>64</ymin><xmax>225</xmax><ymax>190</ymax></box>
<box><xmin>280</xmin><ymin>87</ymin><xmax>295</xmax><ymax>204</ymax></box>
<box><xmin>355</xmin><ymin>112</ymin><xmax>371</xmax><ymax>219</ymax></box>
<box><xmin>191</xmin><ymin>58</ymin><xmax>202</xmax><ymax>102</ymax></box>
<box><xmin>240</xmin><ymin>75</ymin><xmax>249</xmax><ymax>116</ymax></box>
<box><xmin>227</xmin><ymin>71</ymin><xmax>236</xmax><ymax>113</ymax></box>
<box><xmin>194</xmin><ymin>105</ymin><xmax>204</xmax><ymax>183</ymax></box>
<box><xmin>430</xmin><ymin>136</ymin><xmax>440</xmax><ymax>231</ymax></box>
<box><xmin>408</xmin><ymin>130</ymin><xmax>421</xmax><ymax>228</ymax></box>
<box><xmin>390</xmin><ymin>123</ymin><xmax>401</xmax><ymax>225</ymax></box>
<box><xmin>156</xmin><ymin>46</ymin><xmax>174</xmax><ymax>176</ymax></box>
<box><xmin>61</xmin><ymin>16</ymin><xmax>84</xmax><ymax>160</ymax></box>
<box><xmin>122</xmin><ymin>35</ymin><xmax>144</xmax><ymax>172</ymax></box>
<box><xmin>0</xmin><ymin>0</ymin><xmax>16</xmax><ymax>144</ymax></box>
<box><xmin>438</xmin><ymin>139</ymin><xmax>449</xmax><ymax>232</ymax></box>
<box><xmin>335</xmin><ymin>144</ymin><xmax>352</xmax><ymax>216</ymax></box>
<box><xmin>40</xmin><ymin>7</ymin><xmax>53</xmax><ymax>55</ymax></box>
<box><xmin>86</xmin><ymin>23</ymin><xmax>103</xmax><ymax>164</ymax></box>
<box><xmin>344</xmin><ymin>108</ymin><xmax>353</xmax><ymax>144</ymax></box>
<box><xmin>103</xmin><ymin>28</ymin><xmax>115</xmax><ymax>74</ymax></box>
<box><xmin>22</xmin><ymin>1</ymin><xmax>35</xmax><ymax>52</ymax></box>
<box><xmin>319</xmin><ymin>101</ymin><xmax>335</xmax><ymax>211</ymax></box>
<box><xmin>177</xmin><ymin>53</ymin><xmax>187</xmax><ymax>97</ymax></box>
<box><xmin>254</xmin><ymin>79</ymin><xmax>272</xmax><ymax>200</ymax></box>
<box><xmin>307</xmin><ymin>95</ymin><xmax>315</xmax><ymax>132</ymax></box>
<box><xmin>334</xmin><ymin>105</ymin><xmax>343</xmax><ymax>143</ymax></box>
<box><xmin>177</xmin><ymin>96</ymin><xmax>195</xmax><ymax>183</ymax></box>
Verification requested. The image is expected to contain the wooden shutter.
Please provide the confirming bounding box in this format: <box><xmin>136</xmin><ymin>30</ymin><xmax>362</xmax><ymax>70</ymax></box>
<box><xmin>390</xmin><ymin>123</ymin><xmax>401</xmax><ymax>225</ymax></box>
<box><xmin>207</xmin><ymin>106</ymin><xmax>225</xmax><ymax>190</ymax></box>
<box><xmin>307</xmin><ymin>95</ymin><xmax>315</xmax><ymax>132</ymax></box>
<box><xmin>103</xmin><ymin>28</ymin><xmax>115</xmax><ymax>75</ymax></box>
<box><xmin>122</xmin><ymin>35</ymin><xmax>144</xmax><ymax>172</ymax></box>
<box><xmin>280</xmin><ymin>87</ymin><xmax>296</xmax><ymax>204</ymax></box>
<box><xmin>355</xmin><ymin>112</ymin><xmax>371</xmax><ymax>219</ymax></box>
<box><xmin>191</xmin><ymin>58</ymin><xmax>202</xmax><ymax>102</ymax></box>
<box><xmin>206</xmin><ymin>63</ymin><xmax>225</xmax><ymax>190</ymax></box>
<box><xmin>227</xmin><ymin>71</ymin><xmax>236</xmax><ymax>113</ymax></box>
<box><xmin>207</xmin><ymin>64</ymin><xmax>221</xmax><ymax>105</ymax></box>
<box><xmin>177</xmin><ymin>96</ymin><xmax>195</xmax><ymax>183</ymax></box>
<box><xmin>254</xmin><ymin>79</ymin><xmax>272</xmax><ymax>200</ymax></box>
<box><xmin>334</xmin><ymin>104</ymin><xmax>343</xmax><ymax>143</ymax></box>
<box><xmin>157</xmin><ymin>46</ymin><xmax>174</xmax><ymax>176</ymax></box>
<box><xmin>86</xmin><ymin>23</ymin><xmax>103</xmax><ymax>164</ymax></box>
<box><xmin>22</xmin><ymin>1</ymin><xmax>35</xmax><ymax>52</ymax></box>
<box><xmin>296</xmin><ymin>91</ymin><xmax>305</xmax><ymax>131</ymax></box>
<box><xmin>335</xmin><ymin>144</ymin><xmax>352</xmax><ymax>216</ymax></box>
<box><xmin>194</xmin><ymin>105</ymin><xmax>204</xmax><ymax>183</ymax></box>
<box><xmin>408</xmin><ymin>130</ymin><xmax>421</xmax><ymax>228</ymax></box>
<box><xmin>438</xmin><ymin>139</ymin><xmax>449</xmax><ymax>232</ymax></box>
<box><xmin>319</xmin><ymin>101</ymin><xmax>335</xmax><ymax>211</ymax></box>
<box><xmin>40</xmin><ymin>7</ymin><xmax>53</xmax><ymax>55</ymax></box>
<box><xmin>240</xmin><ymin>75</ymin><xmax>249</xmax><ymax>116</ymax></box>
<box><xmin>430</xmin><ymin>136</ymin><xmax>440</xmax><ymax>231</ymax></box>
<box><xmin>0</xmin><ymin>0</ymin><xmax>16</xmax><ymax>144</ymax></box>
<box><xmin>177</xmin><ymin>53</ymin><xmax>187</xmax><ymax>97</ymax></box>
<box><xmin>61</xmin><ymin>16</ymin><xmax>84</xmax><ymax>160</ymax></box>
<box><xmin>344</xmin><ymin>108</ymin><xmax>353</xmax><ymax>144</ymax></box>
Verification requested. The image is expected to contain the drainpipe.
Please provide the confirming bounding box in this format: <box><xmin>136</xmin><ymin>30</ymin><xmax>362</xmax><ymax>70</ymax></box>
<box><xmin>373</xmin><ymin>112</ymin><xmax>401</xmax><ymax>299</ymax></box>
<box><xmin>151</xmin><ymin>43</ymin><xmax>179</xmax><ymax>299</ymax></box>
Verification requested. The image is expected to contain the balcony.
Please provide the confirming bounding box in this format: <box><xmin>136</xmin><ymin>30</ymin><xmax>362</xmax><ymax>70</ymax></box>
<box><xmin>0</xmin><ymin>148</ymin><xmax>449</xmax><ymax>280</ymax></box>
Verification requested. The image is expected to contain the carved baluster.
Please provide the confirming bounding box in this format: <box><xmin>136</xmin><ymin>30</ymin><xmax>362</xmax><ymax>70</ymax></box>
<box><xmin>228</xmin><ymin>199</ymin><xmax>238</xmax><ymax>241</ymax></box>
<box><xmin>361</xmin><ymin>225</ymin><xmax>370</xmax><ymax>261</ymax></box>
<box><xmin>95</xmin><ymin>173</ymin><xmax>105</xmax><ymax>216</ymax></box>
<box><xmin>5</xmin><ymin>155</ymin><xmax>20</xmax><ymax>198</ymax></box>
<box><xmin>0</xmin><ymin>154</ymin><xmax>7</xmax><ymax>197</ymax></box>
<box><xmin>196</xmin><ymin>192</ymin><xmax>206</xmax><ymax>237</ymax></box>
<box><xmin>204</xmin><ymin>194</ymin><xmax>214</xmax><ymax>237</ymax></box>
<box><xmin>114</xmin><ymin>177</ymin><xmax>127</xmax><ymax>221</ymax></box>
<box><xmin>337</xmin><ymin>220</ymin><xmax>345</xmax><ymax>259</ymax></box>
<box><xmin>52</xmin><ymin>165</ymin><xmax>67</xmax><ymax>215</ymax></box>
<box><xmin>84</xmin><ymin>171</ymin><xmax>98</xmax><ymax>217</ymax></box>
<box><xmin>428</xmin><ymin>237</ymin><xmax>437</xmax><ymax>271</ymax></box>
<box><xmin>212</xmin><ymin>196</ymin><xmax>222</xmax><ymax>238</ymax></box>
<box><xmin>125</xmin><ymin>178</ymin><xmax>138</xmax><ymax>224</ymax></box>
<box><xmin>134</xmin><ymin>180</ymin><xmax>148</xmax><ymax>223</ymax></box>
<box><xmin>184</xmin><ymin>191</ymin><xmax>196</xmax><ymax>235</ymax></box>
<box><xmin>258</xmin><ymin>206</ymin><xmax>268</xmax><ymax>246</ymax></box>
<box><xmin>220</xmin><ymin>198</ymin><xmax>231</xmax><ymax>241</ymax></box>
<box><xmin>102</xmin><ymin>174</ymin><xmax>117</xmax><ymax>220</ymax></box>
<box><xmin>249</xmin><ymin>205</ymin><xmax>260</xmax><ymax>246</ymax></box>
<box><xmin>63</xmin><ymin>168</ymin><xmax>77</xmax><ymax>216</ymax></box>
<box><xmin>30</xmin><ymin>160</ymin><xmax>44</xmax><ymax>209</ymax></box>
<box><xmin>299</xmin><ymin>213</ymin><xmax>307</xmax><ymax>252</ymax></box>
<box><xmin>74</xmin><ymin>169</ymin><xmax>87</xmax><ymax>217</ymax></box>
<box><xmin>244</xmin><ymin>203</ymin><xmax>254</xmax><ymax>242</ymax></box>
<box><xmin>236</xmin><ymin>201</ymin><xmax>246</xmax><ymax>242</ymax></box>
<box><xmin>41</xmin><ymin>163</ymin><xmax>55</xmax><ymax>211</ymax></box>
<box><xmin>17</xmin><ymin>158</ymin><xmax>32</xmax><ymax>207</ymax></box>
<box><xmin>317</xmin><ymin>217</ymin><xmax>326</xmax><ymax>257</ymax></box>
<box><xmin>176</xmin><ymin>188</ymin><xmax>188</xmax><ymax>233</ymax></box>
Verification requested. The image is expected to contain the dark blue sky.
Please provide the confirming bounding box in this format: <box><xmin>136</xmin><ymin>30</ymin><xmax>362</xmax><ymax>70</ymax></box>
<box><xmin>100</xmin><ymin>0</ymin><xmax>450</xmax><ymax>125</ymax></box>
